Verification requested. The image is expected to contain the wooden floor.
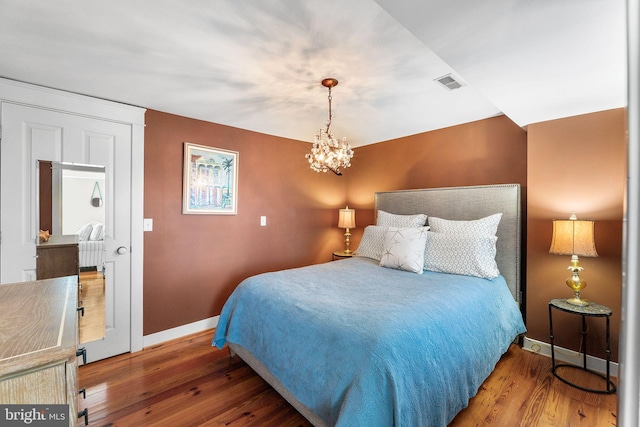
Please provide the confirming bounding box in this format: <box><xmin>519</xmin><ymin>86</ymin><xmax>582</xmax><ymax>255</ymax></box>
<box><xmin>78</xmin><ymin>270</ymin><xmax>106</xmax><ymax>344</ymax></box>
<box><xmin>79</xmin><ymin>330</ymin><xmax>618</xmax><ymax>427</ymax></box>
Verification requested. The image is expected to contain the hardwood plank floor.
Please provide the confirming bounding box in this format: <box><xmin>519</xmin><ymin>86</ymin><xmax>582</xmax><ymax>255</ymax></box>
<box><xmin>79</xmin><ymin>270</ymin><xmax>105</xmax><ymax>344</ymax></box>
<box><xmin>79</xmin><ymin>330</ymin><xmax>617</xmax><ymax>426</ymax></box>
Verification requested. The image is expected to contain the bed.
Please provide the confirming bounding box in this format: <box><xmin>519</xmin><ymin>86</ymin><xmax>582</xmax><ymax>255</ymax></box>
<box><xmin>76</xmin><ymin>221</ymin><xmax>105</xmax><ymax>269</ymax></box>
<box><xmin>78</xmin><ymin>240</ymin><xmax>105</xmax><ymax>268</ymax></box>
<box><xmin>213</xmin><ymin>184</ymin><xmax>526</xmax><ymax>426</ymax></box>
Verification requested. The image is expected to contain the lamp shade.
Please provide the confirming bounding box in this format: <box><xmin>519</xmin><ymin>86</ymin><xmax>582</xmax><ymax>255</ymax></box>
<box><xmin>549</xmin><ymin>218</ymin><xmax>598</xmax><ymax>257</ymax></box>
<box><xmin>338</xmin><ymin>206</ymin><xmax>356</xmax><ymax>229</ymax></box>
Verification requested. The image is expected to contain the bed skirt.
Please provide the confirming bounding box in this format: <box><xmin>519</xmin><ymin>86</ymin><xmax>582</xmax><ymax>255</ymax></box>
<box><xmin>228</xmin><ymin>343</ymin><xmax>326</xmax><ymax>427</ymax></box>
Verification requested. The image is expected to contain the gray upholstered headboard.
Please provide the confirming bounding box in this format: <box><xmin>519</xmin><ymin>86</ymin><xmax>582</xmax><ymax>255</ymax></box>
<box><xmin>374</xmin><ymin>184</ymin><xmax>522</xmax><ymax>303</ymax></box>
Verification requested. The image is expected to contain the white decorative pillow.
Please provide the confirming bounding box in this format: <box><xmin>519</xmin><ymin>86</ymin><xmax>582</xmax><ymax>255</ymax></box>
<box><xmin>354</xmin><ymin>225</ymin><xmax>388</xmax><ymax>261</ymax></box>
<box><xmin>377</xmin><ymin>210</ymin><xmax>427</xmax><ymax>228</ymax></box>
<box><xmin>89</xmin><ymin>223</ymin><xmax>105</xmax><ymax>241</ymax></box>
<box><xmin>379</xmin><ymin>227</ymin><xmax>428</xmax><ymax>274</ymax></box>
<box><xmin>428</xmin><ymin>213</ymin><xmax>502</xmax><ymax>236</ymax></box>
<box><xmin>76</xmin><ymin>222</ymin><xmax>94</xmax><ymax>241</ymax></box>
<box><xmin>423</xmin><ymin>231</ymin><xmax>499</xmax><ymax>279</ymax></box>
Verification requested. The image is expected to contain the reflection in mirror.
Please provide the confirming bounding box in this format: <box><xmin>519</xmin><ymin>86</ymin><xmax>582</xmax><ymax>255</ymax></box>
<box><xmin>39</xmin><ymin>161</ymin><xmax>106</xmax><ymax>236</ymax></box>
<box><xmin>78</xmin><ymin>269</ymin><xmax>106</xmax><ymax>344</ymax></box>
<box><xmin>37</xmin><ymin>160</ymin><xmax>106</xmax><ymax>344</ymax></box>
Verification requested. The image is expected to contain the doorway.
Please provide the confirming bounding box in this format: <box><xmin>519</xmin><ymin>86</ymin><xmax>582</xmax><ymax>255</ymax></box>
<box><xmin>0</xmin><ymin>78</ymin><xmax>145</xmax><ymax>362</ymax></box>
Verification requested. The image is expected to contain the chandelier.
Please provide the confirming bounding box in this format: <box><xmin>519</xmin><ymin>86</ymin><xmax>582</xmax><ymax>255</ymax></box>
<box><xmin>305</xmin><ymin>78</ymin><xmax>354</xmax><ymax>176</ymax></box>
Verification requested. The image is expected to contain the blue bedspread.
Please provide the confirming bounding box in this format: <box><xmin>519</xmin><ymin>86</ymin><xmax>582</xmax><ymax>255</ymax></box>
<box><xmin>213</xmin><ymin>257</ymin><xmax>526</xmax><ymax>426</ymax></box>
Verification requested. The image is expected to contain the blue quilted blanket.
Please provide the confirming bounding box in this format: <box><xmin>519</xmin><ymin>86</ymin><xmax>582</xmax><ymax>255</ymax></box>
<box><xmin>213</xmin><ymin>257</ymin><xmax>525</xmax><ymax>426</ymax></box>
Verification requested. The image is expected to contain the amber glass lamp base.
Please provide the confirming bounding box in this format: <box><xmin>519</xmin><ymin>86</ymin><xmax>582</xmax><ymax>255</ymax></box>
<box><xmin>565</xmin><ymin>262</ymin><xmax>589</xmax><ymax>306</ymax></box>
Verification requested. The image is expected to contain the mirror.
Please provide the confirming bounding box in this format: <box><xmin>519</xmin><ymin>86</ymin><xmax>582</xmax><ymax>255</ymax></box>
<box><xmin>37</xmin><ymin>160</ymin><xmax>106</xmax><ymax>344</ymax></box>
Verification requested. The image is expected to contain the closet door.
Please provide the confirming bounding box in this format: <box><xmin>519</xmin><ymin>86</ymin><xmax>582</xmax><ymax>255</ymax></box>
<box><xmin>0</xmin><ymin>102</ymin><xmax>133</xmax><ymax>361</ymax></box>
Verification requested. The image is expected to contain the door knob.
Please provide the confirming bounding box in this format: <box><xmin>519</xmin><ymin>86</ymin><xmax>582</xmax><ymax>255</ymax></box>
<box><xmin>116</xmin><ymin>246</ymin><xmax>128</xmax><ymax>255</ymax></box>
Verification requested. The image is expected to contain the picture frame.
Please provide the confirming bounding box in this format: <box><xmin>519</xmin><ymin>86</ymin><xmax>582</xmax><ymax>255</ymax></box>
<box><xmin>183</xmin><ymin>142</ymin><xmax>238</xmax><ymax>215</ymax></box>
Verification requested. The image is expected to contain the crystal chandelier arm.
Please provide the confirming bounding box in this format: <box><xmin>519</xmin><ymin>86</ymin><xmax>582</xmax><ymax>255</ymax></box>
<box><xmin>327</xmin><ymin>165</ymin><xmax>342</xmax><ymax>176</ymax></box>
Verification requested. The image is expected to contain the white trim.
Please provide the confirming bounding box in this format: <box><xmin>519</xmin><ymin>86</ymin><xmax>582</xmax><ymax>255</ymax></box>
<box><xmin>143</xmin><ymin>316</ymin><xmax>219</xmax><ymax>348</ymax></box>
<box><xmin>522</xmin><ymin>336</ymin><xmax>618</xmax><ymax>377</ymax></box>
<box><xmin>0</xmin><ymin>78</ymin><xmax>144</xmax><ymax>125</ymax></box>
<box><xmin>130</xmin><ymin>121</ymin><xmax>145</xmax><ymax>352</ymax></box>
<box><xmin>619</xmin><ymin>0</ymin><xmax>640</xmax><ymax>424</ymax></box>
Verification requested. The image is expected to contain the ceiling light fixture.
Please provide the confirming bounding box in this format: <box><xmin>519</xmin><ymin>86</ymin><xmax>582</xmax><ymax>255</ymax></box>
<box><xmin>305</xmin><ymin>78</ymin><xmax>353</xmax><ymax>176</ymax></box>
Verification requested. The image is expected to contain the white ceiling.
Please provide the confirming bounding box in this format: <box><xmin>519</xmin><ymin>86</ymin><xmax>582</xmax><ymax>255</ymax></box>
<box><xmin>0</xmin><ymin>0</ymin><xmax>627</xmax><ymax>147</ymax></box>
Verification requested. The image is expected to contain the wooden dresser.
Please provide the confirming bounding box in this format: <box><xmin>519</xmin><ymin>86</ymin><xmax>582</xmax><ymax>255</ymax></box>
<box><xmin>37</xmin><ymin>235</ymin><xmax>79</xmax><ymax>280</ymax></box>
<box><xmin>0</xmin><ymin>276</ymin><xmax>81</xmax><ymax>426</ymax></box>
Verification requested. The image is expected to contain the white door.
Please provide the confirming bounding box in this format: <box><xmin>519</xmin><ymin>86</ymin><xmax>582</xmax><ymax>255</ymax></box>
<box><xmin>1</xmin><ymin>102</ymin><xmax>132</xmax><ymax>362</ymax></box>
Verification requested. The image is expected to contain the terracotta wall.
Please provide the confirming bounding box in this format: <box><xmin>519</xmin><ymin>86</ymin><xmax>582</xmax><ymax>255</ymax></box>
<box><xmin>143</xmin><ymin>108</ymin><xmax>627</xmax><ymax>365</ymax></box>
<box><xmin>527</xmin><ymin>108</ymin><xmax>627</xmax><ymax>361</ymax></box>
<box><xmin>345</xmin><ymin>115</ymin><xmax>528</xmax><ymax>245</ymax></box>
<box><xmin>143</xmin><ymin>110</ymin><xmax>347</xmax><ymax>335</ymax></box>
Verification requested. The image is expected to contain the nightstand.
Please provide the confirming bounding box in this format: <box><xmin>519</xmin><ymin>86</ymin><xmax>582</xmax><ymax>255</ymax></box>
<box><xmin>548</xmin><ymin>298</ymin><xmax>616</xmax><ymax>394</ymax></box>
<box><xmin>332</xmin><ymin>251</ymin><xmax>353</xmax><ymax>261</ymax></box>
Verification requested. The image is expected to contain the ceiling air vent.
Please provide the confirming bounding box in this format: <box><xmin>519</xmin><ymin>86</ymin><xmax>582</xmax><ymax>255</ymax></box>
<box><xmin>435</xmin><ymin>74</ymin><xmax>464</xmax><ymax>90</ymax></box>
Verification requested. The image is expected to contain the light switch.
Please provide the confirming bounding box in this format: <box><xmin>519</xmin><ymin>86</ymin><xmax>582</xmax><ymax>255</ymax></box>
<box><xmin>143</xmin><ymin>218</ymin><xmax>153</xmax><ymax>231</ymax></box>
<box><xmin>260</xmin><ymin>216</ymin><xmax>267</xmax><ymax>226</ymax></box>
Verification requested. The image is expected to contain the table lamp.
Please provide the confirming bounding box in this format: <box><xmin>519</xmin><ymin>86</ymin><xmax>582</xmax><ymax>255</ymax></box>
<box><xmin>338</xmin><ymin>206</ymin><xmax>356</xmax><ymax>254</ymax></box>
<box><xmin>549</xmin><ymin>212</ymin><xmax>598</xmax><ymax>306</ymax></box>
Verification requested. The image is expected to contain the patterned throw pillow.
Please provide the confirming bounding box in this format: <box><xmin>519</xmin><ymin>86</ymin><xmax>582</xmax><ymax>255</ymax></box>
<box><xmin>377</xmin><ymin>210</ymin><xmax>427</xmax><ymax>228</ymax></box>
<box><xmin>428</xmin><ymin>213</ymin><xmax>502</xmax><ymax>236</ymax></box>
<box><xmin>423</xmin><ymin>231</ymin><xmax>499</xmax><ymax>279</ymax></box>
<box><xmin>354</xmin><ymin>225</ymin><xmax>388</xmax><ymax>260</ymax></box>
<box><xmin>89</xmin><ymin>223</ymin><xmax>105</xmax><ymax>241</ymax></box>
<box><xmin>379</xmin><ymin>227</ymin><xmax>428</xmax><ymax>274</ymax></box>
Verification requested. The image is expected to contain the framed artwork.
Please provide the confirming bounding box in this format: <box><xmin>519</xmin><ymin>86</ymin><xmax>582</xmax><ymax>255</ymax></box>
<box><xmin>183</xmin><ymin>142</ymin><xmax>238</xmax><ymax>215</ymax></box>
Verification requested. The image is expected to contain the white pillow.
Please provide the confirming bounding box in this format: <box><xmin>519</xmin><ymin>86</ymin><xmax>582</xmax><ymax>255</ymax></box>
<box><xmin>379</xmin><ymin>227</ymin><xmax>428</xmax><ymax>274</ymax></box>
<box><xmin>89</xmin><ymin>223</ymin><xmax>105</xmax><ymax>241</ymax></box>
<box><xmin>76</xmin><ymin>222</ymin><xmax>94</xmax><ymax>241</ymax></box>
<box><xmin>354</xmin><ymin>225</ymin><xmax>388</xmax><ymax>261</ymax></box>
<box><xmin>428</xmin><ymin>213</ymin><xmax>502</xmax><ymax>236</ymax></box>
<box><xmin>377</xmin><ymin>210</ymin><xmax>427</xmax><ymax>228</ymax></box>
<box><xmin>423</xmin><ymin>231</ymin><xmax>499</xmax><ymax>279</ymax></box>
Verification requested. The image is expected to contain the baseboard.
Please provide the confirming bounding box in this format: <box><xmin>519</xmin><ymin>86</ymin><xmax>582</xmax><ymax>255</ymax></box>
<box><xmin>522</xmin><ymin>336</ymin><xmax>618</xmax><ymax>378</ymax></box>
<box><xmin>142</xmin><ymin>315</ymin><xmax>219</xmax><ymax>348</ymax></box>
<box><xmin>142</xmin><ymin>326</ymin><xmax>619</xmax><ymax>379</ymax></box>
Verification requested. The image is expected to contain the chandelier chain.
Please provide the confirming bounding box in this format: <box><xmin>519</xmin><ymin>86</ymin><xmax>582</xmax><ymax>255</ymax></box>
<box><xmin>327</xmin><ymin>87</ymin><xmax>333</xmax><ymax>132</ymax></box>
